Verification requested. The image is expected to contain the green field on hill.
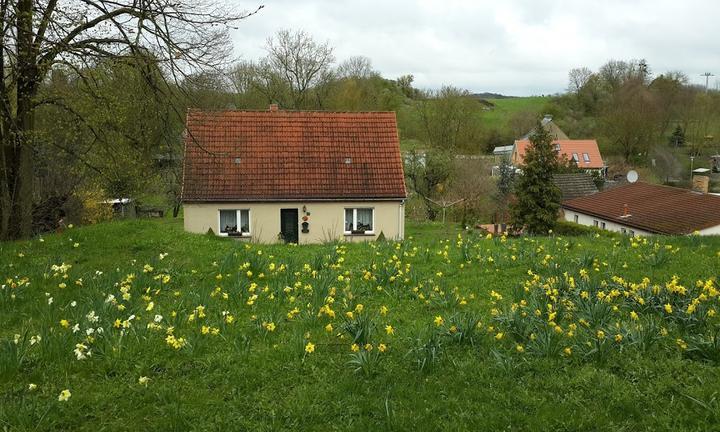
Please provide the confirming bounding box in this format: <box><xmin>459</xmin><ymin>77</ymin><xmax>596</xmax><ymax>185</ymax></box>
<box><xmin>2</xmin><ymin>219</ymin><xmax>719</xmax><ymax>431</ymax></box>
<box><xmin>479</xmin><ymin>96</ymin><xmax>550</xmax><ymax>130</ymax></box>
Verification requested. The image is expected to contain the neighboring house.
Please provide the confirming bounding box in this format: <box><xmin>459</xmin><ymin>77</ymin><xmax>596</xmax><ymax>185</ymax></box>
<box><xmin>512</xmin><ymin>139</ymin><xmax>607</xmax><ymax>176</ymax></box>
<box><xmin>521</xmin><ymin>115</ymin><xmax>569</xmax><ymax>140</ymax></box>
<box><xmin>553</xmin><ymin>173</ymin><xmax>599</xmax><ymax>201</ymax></box>
<box><xmin>182</xmin><ymin>106</ymin><xmax>407</xmax><ymax>243</ymax></box>
<box><xmin>562</xmin><ymin>182</ymin><xmax>720</xmax><ymax>236</ymax></box>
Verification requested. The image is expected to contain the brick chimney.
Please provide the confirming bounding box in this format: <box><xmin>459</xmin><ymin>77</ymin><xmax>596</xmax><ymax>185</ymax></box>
<box><xmin>620</xmin><ymin>203</ymin><xmax>631</xmax><ymax>218</ymax></box>
<box><xmin>269</xmin><ymin>104</ymin><xmax>279</xmax><ymax>112</ymax></box>
<box><xmin>692</xmin><ymin>175</ymin><xmax>709</xmax><ymax>194</ymax></box>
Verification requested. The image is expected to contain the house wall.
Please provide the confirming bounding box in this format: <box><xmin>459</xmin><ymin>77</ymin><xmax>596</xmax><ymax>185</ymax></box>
<box><xmin>562</xmin><ymin>210</ymin><xmax>653</xmax><ymax>236</ymax></box>
<box><xmin>699</xmin><ymin>225</ymin><xmax>720</xmax><ymax>235</ymax></box>
<box><xmin>184</xmin><ymin>201</ymin><xmax>405</xmax><ymax>244</ymax></box>
<box><xmin>564</xmin><ymin>209</ymin><xmax>720</xmax><ymax>236</ymax></box>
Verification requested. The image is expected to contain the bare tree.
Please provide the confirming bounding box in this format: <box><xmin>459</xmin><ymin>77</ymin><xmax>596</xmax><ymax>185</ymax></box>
<box><xmin>0</xmin><ymin>0</ymin><xmax>261</xmax><ymax>239</ymax></box>
<box><xmin>264</xmin><ymin>29</ymin><xmax>334</xmax><ymax>109</ymax></box>
<box><xmin>336</xmin><ymin>56</ymin><xmax>375</xmax><ymax>80</ymax></box>
<box><xmin>567</xmin><ymin>67</ymin><xmax>593</xmax><ymax>94</ymax></box>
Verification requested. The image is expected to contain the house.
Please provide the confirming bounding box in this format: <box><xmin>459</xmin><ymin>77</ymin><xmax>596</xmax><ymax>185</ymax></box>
<box><xmin>562</xmin><ymin>182</ymin><xmax>720</xmax><ymax>236</ymax></box>
<box><xmin>512</xmin><ymin>139</ymin><xmax>606</xmax><ymax>176</ymax></box>
<box><xmin>181</xmin><ymin>106</ymin><xmax>407</xmax><ymax>243</ymax></box>
<box><xmin>553</xmin><ymin>173</ymin><xmax>599</xmax><ymax>201</ymax></box>
<box><xmin>521</xmin><ymin>115</ymin><xmax>569</xmax><ymax>140</ymax></box>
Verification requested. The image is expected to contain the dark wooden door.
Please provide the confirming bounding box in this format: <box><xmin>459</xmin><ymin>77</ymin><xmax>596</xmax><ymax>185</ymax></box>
<box><xmin>280</xmin><ymin>209</ymin><xmax>299</xmax><ymax>243</ymax></box>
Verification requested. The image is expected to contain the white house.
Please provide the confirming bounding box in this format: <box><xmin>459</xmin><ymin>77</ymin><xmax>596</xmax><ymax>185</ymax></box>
<box><xmin>562</xmin><ymin>182</ymin><xmax>720</xmax><ymax>236</ymax></box>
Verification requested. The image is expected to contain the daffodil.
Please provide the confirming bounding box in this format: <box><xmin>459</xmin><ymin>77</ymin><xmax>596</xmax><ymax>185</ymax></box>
<box><xmin>58</xmin><ymin>389</ymin><xmax>72</xmax><ymax>402</ymax></box>
<box><xmin>304</xmin><ymin>342</ymin><xmax>315</xmax><ymax>354</ymax></box>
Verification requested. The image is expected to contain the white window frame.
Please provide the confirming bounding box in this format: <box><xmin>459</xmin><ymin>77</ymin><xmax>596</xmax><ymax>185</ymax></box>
<box><xmin>601</xmin><ymin>222</ymin><xmax>606</xmax><ymax>229</ymax></box>
<box><xmin>573</xmin><ymin>214</ymin><xmax>579</xmax><ymax>223</ymax></box>
<box><xmin>344</xmin><ymin>207</ymin><xmax>375</xmax><ymax>235</ymax></box>
<box><xmin>218</xmin><ymin>209</ymin><xmax>251</xmax><ymax>237</ymax></box>
<box><xmin>572</xmin><ymin>153</ymin><xmax>579</xmax><ymax>163</ymax></box>
<box><xmin>583</xmin><ymin>153</ymin><xmax>590</xmax><ymax>163</ymax></box>
<box><xmin>593</xmin><ymin>220</ymin><xmax>599</xmax><ymax>227</ymax></box>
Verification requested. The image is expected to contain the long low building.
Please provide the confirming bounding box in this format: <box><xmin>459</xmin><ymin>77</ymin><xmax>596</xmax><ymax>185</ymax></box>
<box><xmin>562</xmin><ymin>182</ymin><xmax>720</xmax><ymax>236</ymax></box>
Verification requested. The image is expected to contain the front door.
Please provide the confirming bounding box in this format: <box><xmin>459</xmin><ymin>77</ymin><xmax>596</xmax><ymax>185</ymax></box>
<box><xmin>280</xmin><ymin>209</ymin><xmax>299</xmax><ymax>243</ymax></box>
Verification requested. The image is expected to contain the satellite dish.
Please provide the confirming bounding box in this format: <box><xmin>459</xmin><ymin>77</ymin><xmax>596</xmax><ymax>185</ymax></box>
<box><xmin>626</xmin><ymin>170</ymin><xmax>639</xmax><ymax>183</ymax></box>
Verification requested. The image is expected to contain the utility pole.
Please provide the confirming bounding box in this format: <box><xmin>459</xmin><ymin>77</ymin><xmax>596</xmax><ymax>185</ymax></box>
<box><xmin>701</xmin><ymin>72</ymin><xmax>715</xmax><ymax>92</ymax></box>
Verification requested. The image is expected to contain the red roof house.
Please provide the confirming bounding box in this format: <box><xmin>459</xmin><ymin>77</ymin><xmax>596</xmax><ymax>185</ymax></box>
<box><xmin>182</xmin><ymin>106</ymin><xmax>407</xmax><ymax>243</ymax></box>
<box><xmin>512</xmin><ymin>139</ymin><xmax>605</xmax><ymax>170</ymax></box>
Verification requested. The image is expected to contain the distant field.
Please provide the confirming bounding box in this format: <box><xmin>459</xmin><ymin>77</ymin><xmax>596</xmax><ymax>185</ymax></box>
<box><xmin>2</xmin><ymin>218</ymin><xmax>720</xmax><ymax>430</ymax></box>
<box><xmin>479</xmin><ymin>96</ymin><xmax>551</xmax><ymax>130</ymax></box>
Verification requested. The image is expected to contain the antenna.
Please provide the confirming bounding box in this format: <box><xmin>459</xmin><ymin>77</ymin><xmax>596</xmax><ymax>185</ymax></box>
<box><xmin>701</xmin><ymin>72</ymin><xmax>715</xmax><ymax>92</ymax></box>
<box><xmin>626</xmin><ymin>170</ymin><xmax>638</xmax><ymax>183</ymax></box>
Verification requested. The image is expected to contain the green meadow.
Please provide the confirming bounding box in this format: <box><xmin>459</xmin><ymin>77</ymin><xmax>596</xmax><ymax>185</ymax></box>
<box><xmin>1</xmin><ymin>218</ymin><xmax>719</xmax><ymax>431</ymax></box>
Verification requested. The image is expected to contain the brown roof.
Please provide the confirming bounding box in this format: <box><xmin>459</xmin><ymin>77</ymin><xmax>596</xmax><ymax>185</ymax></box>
<box><xmin>513</xmin><ymin>139</ymin><xmax>605</xmax><ymax>169</ymax></box>
<box><xmin>562</xmin><ymin>182</ymin><xmax>720</xmax><ymax>234</ymax></box>
<box><xmin>182</xmin><ymin>109</ymin><xmax>407</xmax><ymax>202</ymax></box>
<box><xmin>553</xmin><ymin>173</ymin><xmax>599</xmax><ymax>201</ymax></box>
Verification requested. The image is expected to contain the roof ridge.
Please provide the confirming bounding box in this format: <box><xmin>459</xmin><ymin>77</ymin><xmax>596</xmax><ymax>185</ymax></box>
<box><xmin>187</xmin><ymin>108</ymin><xmax>397</xmax><ymax>114</ymax></box>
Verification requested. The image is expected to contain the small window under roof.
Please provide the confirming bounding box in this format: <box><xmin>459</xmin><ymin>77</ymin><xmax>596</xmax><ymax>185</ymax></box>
<box><xmin>344</xmin><ymin>157</ymin><xmax>352</xmax><ymax>164</ymax></box>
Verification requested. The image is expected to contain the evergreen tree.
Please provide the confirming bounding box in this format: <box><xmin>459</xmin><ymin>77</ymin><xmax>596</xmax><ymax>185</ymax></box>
<box><xmin>509</xmin><ymin>121</ymin><xmax>562</xmax><ymax>234</ymax></box>
<box><xmin>669</xmin><ymin>125</ymin><xmax>685</xmax><ymax>147</ymax></box>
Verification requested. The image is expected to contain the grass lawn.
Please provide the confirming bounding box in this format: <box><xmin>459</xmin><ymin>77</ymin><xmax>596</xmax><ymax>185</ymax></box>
<box><xmin>1</xmin><ymin>218</ymin><xmax>720</xmax><ymax>431</ymax></box>
<box><xmin>479</xmin><ymin>96</ymin><xmax>550</xmax><ymax>130</ymax></box>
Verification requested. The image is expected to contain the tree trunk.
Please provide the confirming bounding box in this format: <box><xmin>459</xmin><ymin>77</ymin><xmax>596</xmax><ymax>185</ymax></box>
<box><xmin>3</xmin><ymin>0</ymin><xmax>36</xmax><ymax>240</ymax></box>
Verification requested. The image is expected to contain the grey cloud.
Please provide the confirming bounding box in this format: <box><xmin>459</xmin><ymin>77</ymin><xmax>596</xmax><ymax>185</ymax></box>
<box><xmin>231</xmin><ymin>0</ymin><xmax>720</xmax><ymax>95</ymax></box>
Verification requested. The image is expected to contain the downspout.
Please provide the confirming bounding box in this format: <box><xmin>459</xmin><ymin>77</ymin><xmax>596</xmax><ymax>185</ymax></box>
<box><xmin>399</xmin><ymin>199</ymin><xmax>405</xmax><ymax>240</ymax></box>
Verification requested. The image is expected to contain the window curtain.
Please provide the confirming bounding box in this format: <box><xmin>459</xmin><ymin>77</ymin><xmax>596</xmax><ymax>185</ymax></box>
<box><xmin>220</xmin><ymin>210</ymin><xmax>237</xmax><ymax>233</ymax></box>
<box><xmin>345</xmin><ymin>209</ymin><xmax>354</xmax><ymax>231</ymax></box>
<box><xmin>239</xmin><ymin>210</ymin><xmax>250</xmax><ymax>233</ymax></box>
<box><xmin>356</xmin><ymin>209</ymin><xmax>373</xmax><ymax>232</ymax></box>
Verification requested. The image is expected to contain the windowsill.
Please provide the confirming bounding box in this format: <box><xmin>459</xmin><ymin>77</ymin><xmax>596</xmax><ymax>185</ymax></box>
<box><xmin>220</xmin><ymin>233</ymin><xmax>251</xmax><ymax>238</ymax></box>
<box><xmin>344</xmin><ymin>232</ymin><xmax>375</xmax><ymax>237</ymax></box>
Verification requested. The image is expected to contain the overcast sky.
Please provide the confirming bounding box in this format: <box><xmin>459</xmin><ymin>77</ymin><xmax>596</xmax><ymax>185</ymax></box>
<box><xmin>230</xmin><ymin>0</ymin><xmax>720</xmax><ymax>96</ymax></box>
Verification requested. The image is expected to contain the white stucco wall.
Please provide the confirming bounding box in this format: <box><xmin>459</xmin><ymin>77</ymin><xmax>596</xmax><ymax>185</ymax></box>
<box><xmin>699</xmin><ymin>225</ymin><xmax>720</xmax><ymax>235</ymax></box>
<box><xmin>562</xmin><ymin>210</ymin><xmax>653</xmax><ymax>236</ymax></box>
<box><xmin>183</xmin><ymin>201</ymin><xmax>405</xmax><ymax>244</ymax></box>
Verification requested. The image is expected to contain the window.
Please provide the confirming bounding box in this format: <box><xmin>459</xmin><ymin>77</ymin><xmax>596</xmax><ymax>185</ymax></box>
<box><xmin>572</xmin><ymin>153</ymin><xmax>579</xmax><ymax>163</ymax></box>
<box><xmin>573</xmin><ymin>215</ymin><xmax>579</xmax><ymax>223</ymax></box>
<box><xmin>621</xmin><ymin>228</ymin><xmax>627</xmax><ymax>234</ymax></box>
<box><xmin>345</xmin><ymin>208</ymin><xmax>374</xmax><ymax>234</ymax></box>
<box><xmin>593</xmin><ymin>220</ymin><xmax>599</xmax><ymax>227</ymax></box>
<box><xmin>219</xmin><ymin>209</ymin><xmax>250</xmax><ymax>236</ymax></box>
<box><xmin>629</xmin><ymin>230</ymin><xmax>635</xmax><ymax>237</ymax></box>
<box><xmin>583</xmin><ymin>153</ymin><xmax>590</xmax><ymax>163</ymax></box>
<box><xmin>554</xmin><ymin>144</ymin><xmax>561</xmax><ymax>152</ymax></box>
<box><xmin>601</xmin><ymin>222</ymin><xmax>606</xmax><ymax>229</ymax></box>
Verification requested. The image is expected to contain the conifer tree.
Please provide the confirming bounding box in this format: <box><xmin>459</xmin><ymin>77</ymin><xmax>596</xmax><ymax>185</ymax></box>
<box><xmin>509</xmin><ymin>121</ymin><xmax>562</xmax><ymax>234</ymax></box>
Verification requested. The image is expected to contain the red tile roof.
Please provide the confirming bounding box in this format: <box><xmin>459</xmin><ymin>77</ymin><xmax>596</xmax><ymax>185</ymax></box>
<box><xmin>182</xmin><ymin>109</ymin><xmax>407</xmax><ymax>202</ymax></box>
<box><xmin>562</xmin><ymin>182</ymin><xmax>720</xmax><ymax>234</ymax></box>
<box><xmin>513</xmin><ymin>139</ymin><xmax>605</xmax><ymax>169</ymax></box>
